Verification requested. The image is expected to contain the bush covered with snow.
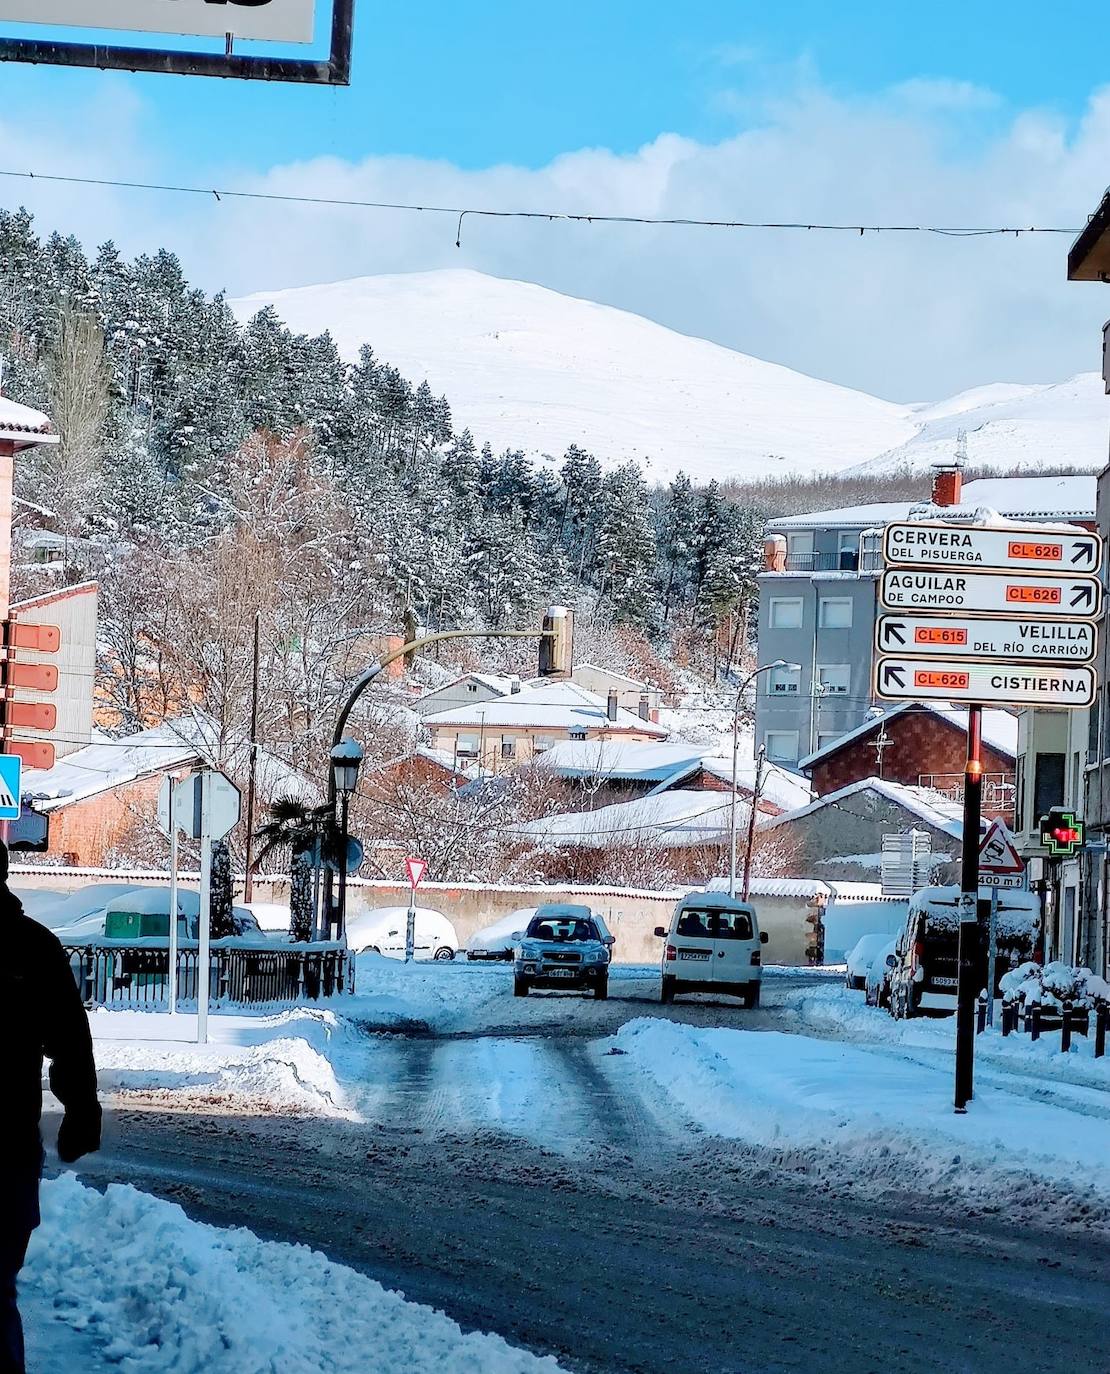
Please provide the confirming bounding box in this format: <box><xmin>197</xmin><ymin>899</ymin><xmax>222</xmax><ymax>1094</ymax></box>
<box><xmin>1000</xmin><ymin>961</ymin><xmax>1110</xmax><ymax>1009</ymax></box>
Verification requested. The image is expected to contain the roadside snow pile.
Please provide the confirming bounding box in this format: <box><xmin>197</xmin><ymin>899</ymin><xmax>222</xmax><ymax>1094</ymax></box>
<box><xmin>613</xmin><ymin>1019</ymin><xmax>1110</xmax><ymax>1200</ymax></box>
<box><xmin>89</xmin><ymin>1008</ymin><xmax>358</xmax><ymax>1118</ymax></box>
<box><xmin>1001</xmin><ymin>961</ymin><xmax>1110</xmax><ymax>1009</ymax></box>
<box><xmin>348</xmin><ymin>953</ymin><xmax>507</xmax><ymax>1032</ymax></box>
<box><xmin>27</xmin><ymin>1175</ymin><xmax>565</xmax><ymax>1373</ymax></box>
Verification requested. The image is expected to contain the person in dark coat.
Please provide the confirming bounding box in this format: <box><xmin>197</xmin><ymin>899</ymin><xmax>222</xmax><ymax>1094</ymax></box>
<box><xmin>0</xmin><ymin>839</ymin><xmax>100</xmax><ymax>1374</ymax></box>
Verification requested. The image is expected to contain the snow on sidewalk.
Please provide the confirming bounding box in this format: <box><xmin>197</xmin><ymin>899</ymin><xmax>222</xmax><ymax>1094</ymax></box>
<box><xmin>25</xmin><ymin>1175</ymin><xmax>565</xmax><ymax>1374</ymax></box>
<box><xmin>613</xmin><ymin>1019</ymin><xmax>1110</xmax><ymax>1203</ymax></box>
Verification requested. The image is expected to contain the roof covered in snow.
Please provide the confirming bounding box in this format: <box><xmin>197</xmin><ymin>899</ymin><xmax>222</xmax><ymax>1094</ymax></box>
<box><xmin>799</xmin><ymin>702</ymin><xmax>1017</xmax><ymax>770</ymax></box>
<box><xmin>763</xmin><ymin>776</ymin><xmax>967</xmax><ymax>840</ymax></box>
<box><xmin>519</xmin><ymin>788</ymin><xmax>752</xmax><ymax>850</ymax></box>
<box><xmin>704</xmin><ymin>875</ymin><xmax>886</xmax><ymax>900</ymax></box>
<box><xmin>697</xmin><ymin>755</ymin><xmax>813</xmax><ymax>811</ymax></box>
<box><xmin>766</xmin><ymin>475</ymin><xmax>1096</xmax><ymax>531</ymax></box>
<box><xmin>0</xmin><ymin>395</ymin><xmax>56</xmax><ymax>446</ymax></box>
<box><xmin>423</xmin><ymin>679</ymin><xmax>668</xmax><ymax>736</ymax></box>
<box><xmin>536</xmin><ymin>738</ymin><xmax>702</xmax><ymax>783</ymax></box>
<box><xmin>22</xmin><ymin>715</ymin><xmax>319</xmax><ymax>812</ymax></box>
<box><xmin>571</xmin><ymin>661</ymin><xmax>651</xmax><ymax>689</ymax></box>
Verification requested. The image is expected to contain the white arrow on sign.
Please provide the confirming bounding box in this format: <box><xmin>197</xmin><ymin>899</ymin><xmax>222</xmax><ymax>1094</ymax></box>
<box><xmin>875</xmin><ymin>614</ymin><xmax>1097</xmax><ymax>663</ymax></box>
<box><xmin>879</xmin><ymin>569</ymin><xmax>1102</xmax><ymax>619</ymax></box>
<box><xmin>978</xmin><ymin>818</ymin><xmax>1025</xmax><ymax>875</ymax></box>
<box><xmin>874</xmin><ymin>656</ymin><xmax>1096</xmax><ymax>707</ymax></box>
<box><xmin>883</xmin><ymin>522</ymin><xmax>1102</xmax><ymax>575</ymax></box>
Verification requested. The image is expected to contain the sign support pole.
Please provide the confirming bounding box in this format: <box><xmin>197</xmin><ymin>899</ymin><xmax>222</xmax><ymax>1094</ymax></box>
<box><xmin>405</xmin><ymin>882</ymin><xmax>416</xmax><ymax>964</ymax></box>
<box><xmin>198</xmin><ymin>778</ymin><xmax>212</xmax><ymax>1046</ymax></box>
<box><xmin>955</xmin><ymin>704</ymin><xmax>983</xmax><ymax>1112</ymax></box>
<box><xmin>168</xmin><ymin>781</ymin><xmax>179</xmax><ymax>1017</ymax></box>
<box><xmin>985</xmin><ymin>886</ymin><xmax>999</xmax><ymax>1029</ymax></box>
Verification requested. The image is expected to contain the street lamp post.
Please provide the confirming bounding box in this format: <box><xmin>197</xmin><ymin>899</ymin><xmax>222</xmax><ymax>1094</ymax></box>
<box><xmin>330</xmin><ymin>738</ymin><xmax>364</xmax><ymax>943</ymax></box>
<box><xmin>729</xmin><ymin>660</ymin><xmax>802</xmax><ymax>899</ymax></box>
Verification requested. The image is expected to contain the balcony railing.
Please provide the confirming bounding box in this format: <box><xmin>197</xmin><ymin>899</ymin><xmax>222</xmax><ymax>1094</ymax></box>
<box><xmin>782</xmin><ymin>550</ymin><xmax>883</xmax><ymax>573</ymax></box>
<box><xmin>62</xmin><ymin>940</ymin><xmax>354</xmax><ymax>1010</ymax></box>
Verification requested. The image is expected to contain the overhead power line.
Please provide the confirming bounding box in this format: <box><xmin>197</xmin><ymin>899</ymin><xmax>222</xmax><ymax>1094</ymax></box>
<box><xmin>0</xmin><ymin>169</ymin><xmax>1079</xmax><ymax>247</ymax></box>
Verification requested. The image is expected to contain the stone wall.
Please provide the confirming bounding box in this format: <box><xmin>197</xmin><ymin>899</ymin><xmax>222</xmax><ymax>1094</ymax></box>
<box><xmin>11</xmin><ymin>867</ymin><xmax>819</xmax><ymax>966</ymax></box>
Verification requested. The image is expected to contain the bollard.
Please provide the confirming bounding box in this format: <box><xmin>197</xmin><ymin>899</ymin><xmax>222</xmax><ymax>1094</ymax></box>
<box><xmin>977</xmin><ymin>994</ymin><xmax>987</xmax><ymax>1035</ymax></box>
<box><xmin>1030</xmin><ymin>1004</ymin><xmax>1041</xmax><ymax>1042</ymax></box>
<box><xmin>1001</xmin><ymin>1001</ymin><xmax>1014</xmax><ymax>1036</ymax></box>
<box><xmin>1061</xmin><ymin>1000</ymin><xmax>1073</xmax><ymax>1054</ymax></box>
<box><xmin>1096</xmin><ymin>1003</ymin><xmax>1107</xmax><ymax>1060</ymax></box>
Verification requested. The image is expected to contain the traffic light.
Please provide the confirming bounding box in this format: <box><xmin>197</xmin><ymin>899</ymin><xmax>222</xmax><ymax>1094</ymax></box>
<box><xmin>538</xmin><ymin>605</ymin><xmax>574</xmax><ymax>677</ymax></box>
<box><xmin>1039</xmin><ymin>807</ymin><xmax>1085</xmax><ymax>858</ymax></box>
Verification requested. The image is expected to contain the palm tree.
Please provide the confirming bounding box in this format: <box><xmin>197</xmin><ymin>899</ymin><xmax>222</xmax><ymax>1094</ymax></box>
<box><xmin>255</xmin><ymin>796</ymin><xmax>339</xmax><ymax>943</ymax></box>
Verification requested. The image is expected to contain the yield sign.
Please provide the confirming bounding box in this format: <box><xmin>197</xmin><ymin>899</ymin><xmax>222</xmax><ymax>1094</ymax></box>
<box><xmin>978</xmin><ymin>819</ymin><xmax>1025</xmax><ymax>875</ymax></box>
<box><xmin>405</xmin><ymin>857</ymin><xmax>428</xmax><ymax>888</ymax></box>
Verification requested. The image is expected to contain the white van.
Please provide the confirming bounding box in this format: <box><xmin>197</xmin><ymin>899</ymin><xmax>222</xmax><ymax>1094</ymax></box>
<box><xmin>655</xmin><ymin>891</ymin><xmax>768</xmax><ymax>1007</ymax></box>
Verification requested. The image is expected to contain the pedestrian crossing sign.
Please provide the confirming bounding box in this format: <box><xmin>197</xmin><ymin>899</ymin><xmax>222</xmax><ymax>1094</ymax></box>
<box><xmin>0</xmin><ymin>754</ymin><xmax>22</xmax><ymax>819</ymax></box>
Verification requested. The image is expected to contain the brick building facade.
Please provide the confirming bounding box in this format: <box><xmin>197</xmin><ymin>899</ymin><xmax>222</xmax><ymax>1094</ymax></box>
<box><xmin>802</xmin><ymin>703</ymin><xmax>1017</xmax><ymax>823</ymax></box>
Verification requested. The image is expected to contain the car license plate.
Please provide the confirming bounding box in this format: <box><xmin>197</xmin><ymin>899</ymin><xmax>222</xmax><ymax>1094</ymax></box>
<box><xmin>547</xmin><ymin>968</ymin><xmax>577</xmax><ymax>977</ymax></box>
<box><xmin>930</xmin><ymin>976</ymin><xmax>958</xmax><ymax>988</ymax></box>
<box><xmin>679</xmin><ymin>950</ymin><xmax>710</xmax><ymax>961</ymax></box>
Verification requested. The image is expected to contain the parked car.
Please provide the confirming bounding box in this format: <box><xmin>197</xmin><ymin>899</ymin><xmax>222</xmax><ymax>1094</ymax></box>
<box><xmin>467</xmin><ymin>908</ymin><xmax>538</xmax><ymax>961</ymax></box>
<box><xmin>845</xmin><ymin>933</ymin><xmax>892</xmax><ymax>991</ymax></box>
<box><xmin>512</xmin><ymin>904</ymin><xmax>614</xmax><ymax>998</ymax></box>
<box><xmin>887</xmin><ymin>885</ymin><xmax>1040</xmax><ymax>1019</ymax></box>
<box><xmin>655</xmin><ymin>890</ymin><xmax>767</xmax><ymax>1007</ymax></box>
<box><xmin>346</xmin><ymin>907</ymin><xmax>459</xmax><ymax>961</ymax></box>
<box><xmin>865</xmin><ymin>939</ymin><xmax>898</xmax><ymax>1009</ymax></box>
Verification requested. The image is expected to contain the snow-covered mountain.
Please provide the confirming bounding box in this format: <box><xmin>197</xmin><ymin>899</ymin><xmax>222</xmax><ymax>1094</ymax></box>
<box><xmin>852</xmin><ymin>374</ymin><xmax>1108</xmax><ymax>476</ymax></box>
<box><xmin>234</xmin><ymin>269</ymin><xmax>914</xmax><ymax>483</ymax></box>
<box><xmin>233</xmin><ymin>269</ymin><xmax>1106</xmax><ymax>484</ymax></box>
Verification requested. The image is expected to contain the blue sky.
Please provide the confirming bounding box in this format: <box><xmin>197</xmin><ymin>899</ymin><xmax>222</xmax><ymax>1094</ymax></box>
<box><xmin>2</xmin><ymin>1</ymin><xmax>1110</xmax><ymax>399</ymax></box>
<box><xmin>3</xmin><ymin>1</ymin><xmax>1099</xmax><ymax>175</ymax></box>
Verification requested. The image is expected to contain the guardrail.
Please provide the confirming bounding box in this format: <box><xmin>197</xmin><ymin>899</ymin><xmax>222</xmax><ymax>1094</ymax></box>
<box><xmin>61</xmin><ymin>940</ymin><xmax>355</xmax><ymax>1010</ymax></box>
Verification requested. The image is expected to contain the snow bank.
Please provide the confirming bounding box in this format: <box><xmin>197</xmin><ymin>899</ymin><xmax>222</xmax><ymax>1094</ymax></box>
<box><xmin>347</xmin><ymin>953</ymin><xmax>508</xmax><ymax>1032</ymax></box>
<box><xmin>89</xmin><ymin>1008</ymin><xmax>358</xmax><ymax>1118</ymax></box>
<box><xmin>1000</xmin><ymin>960</ymin><xmax>1110</xmax><ymax>1009</ymax></box>
<box><xmin>27</xmin><ymin>1175</ymin><xmax>564</xmax><ymax>1373</ymax></box>
<box><xmin>613</xmin><ymin>1019</ymin><xmax>1110</xmax><ymax>1200</ymax></box>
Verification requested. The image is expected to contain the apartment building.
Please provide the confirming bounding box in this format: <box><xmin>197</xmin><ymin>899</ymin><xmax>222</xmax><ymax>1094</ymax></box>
<box><xmin>755</xmin><ymin>471</ymin><xmax>1097</xmax><ymax>770</ymax></box>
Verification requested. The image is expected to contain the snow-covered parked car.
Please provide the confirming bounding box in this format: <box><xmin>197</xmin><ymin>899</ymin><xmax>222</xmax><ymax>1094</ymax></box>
<box><xmin>888</xmin><ymin>885</ymin><xmax>1040</xmax><ymax>1019</ymax></box>
<box><xmin>467</xmin><ymin>908</ymin><xmax>537</xmax><ymax>961</ymax></box>
<box><xmin>865</xmin><ymin>939</ymin><xmax>898</xmax><ymax>1009</ymax></box>
<box><xmin>513</xmin><ymin>904</ymin><xmax>614</xmax><ymax>998</ymax></box>
<box><xmin>346</xmin><ymin>907</ymin><xmax>459</xmax><ymax>961</ymax></box>
<box><xmin>845</xmin><ymin>933</ymin><xmax>892</xmax><ymax>991</ymax></box>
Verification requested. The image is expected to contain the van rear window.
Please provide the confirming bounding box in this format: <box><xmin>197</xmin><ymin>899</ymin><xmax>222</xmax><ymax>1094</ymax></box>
<box><xmin>675</xmin><ymin>909</ymin><xmax>753</xmax><ymax>940</ymax></box>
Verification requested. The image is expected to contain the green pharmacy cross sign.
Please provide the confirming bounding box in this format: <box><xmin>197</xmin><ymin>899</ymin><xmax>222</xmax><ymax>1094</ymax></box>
<box><xmin>1039</xmin><ymin>808</ymin><xmax>1086</xmax><ymax>858</ymax></box>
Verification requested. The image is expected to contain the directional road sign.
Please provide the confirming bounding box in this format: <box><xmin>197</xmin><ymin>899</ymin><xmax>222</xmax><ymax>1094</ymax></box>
<box><xmin>0</xmin><ymin>754</ymin><xmax>21</xmax><ymax>819</ymax></box>
<box><xmin>874</xmin><ymin>657</ymin><xmax>1096</xmax><ymax>707</ymax></box>
<box><xmin>880</xmin><ymin>569</ymin><xmax>1102</xmax><ymax>619</ymax></box>
<box><xmin>978</xmin><ymin>819</ymin><xmax>1025</xmax><ymax>875</ymax></box>
<box><xmin>883</xmin><ymin>523</ymin><xmax>1102</xmax><ymax>575</ymax></box>
<box><xmin>875</xmin><ymin>614</ymin><xmax>1097</xmax><ymax>663</ymax></box>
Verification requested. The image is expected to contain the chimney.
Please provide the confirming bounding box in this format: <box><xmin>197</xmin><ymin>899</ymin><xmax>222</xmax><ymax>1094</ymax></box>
<box><xmin>509</xmin><ymin>675</ymin><xmax>521</xmax><ymax>694</ymax></box>
<box><xmin>931</xmin><ymin>462</ymin><xmax>963</xmax><ymax>509</ymax></box>
<box><xmin>607</xmin><ymin>690</ymin><xmax>618</xmax><ymax>722</ymax></box>
<box><xmin>638</xmin><ymin>694</ymin><xmax>650</xmax><ymax>721</ymax></box>
<box><xmin>764</xmin><ymin>534</ymin><xmax>787</xmax><ymax>571</ymax></box>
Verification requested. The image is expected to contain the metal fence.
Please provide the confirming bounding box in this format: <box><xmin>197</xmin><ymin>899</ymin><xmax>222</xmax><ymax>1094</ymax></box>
<box><xmin>62</xmin><ymin>941</ymin><xmax>355</xmax><ymax>1010</ymax></box>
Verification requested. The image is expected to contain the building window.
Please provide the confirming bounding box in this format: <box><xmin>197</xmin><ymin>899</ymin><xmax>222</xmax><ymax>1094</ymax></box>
<box><xmin>786</xmin><ymin>532</ymin><xmax>814</xmax><ymax>570</ymax></box>
<box><xmin>569</xmin><ymin>726</ymin><xmax>588</xmax><ymax>741</ymax></box>
<box><xmin>501</xmin><ymin>738</ymin><xmax>516</xmax><ymax>760</ymax></box>
<box><xmin>817</xmin><ymin>664</ymin><xmax>850</xmax><ymax>695</ymax></box>
<box><xmin>818</xmin><ymin>597</ymin><xmax>852</xmax><ymax>629</ymax></box>
<box><xmin>1033</xmin><ymin>752</ymin><xmax>1065</xmax><ymax>826</ymax></box>
<box><xmin>767</xmin><ymin>664</ymin><xmax>801</xmax><ymax>695</ymax></box>
<box><xmin>769</xmin><ymin>597</ymin><xmax>803</xmax><ymax>630</ymax></box>
<box><xmin>534</xmin><ymin>736</ymin><xmax>556</xmax><ymax>753</ymax></box>
<box><xmin>817</xmin><ymin>731</ymin><xmax>841</xmax><ymax>750</ymax></box>
<box><xmin>467</xmin><ymin>683</ymin><xmax>479</xmax><ymax>693</ymax></box>
<box><xmin>456</xmin><ymin>734</ymin><xmax>480</xmax><ymax>758</ymax></box>
<box><xmin>764</xmin><ymin>731</ymin><xmax>800</xmax><ymax>764</ymax></box>
<box><xmin>836</xmin><ymin>531</ymin><xmax>859</xmax><ymax>571</ymax></box>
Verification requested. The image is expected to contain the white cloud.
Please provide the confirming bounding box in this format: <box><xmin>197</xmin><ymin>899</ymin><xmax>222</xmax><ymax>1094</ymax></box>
<box><xmin>2</xmin><ymin>76</ymin><xmax>1110</xmax><ymax>401</ymax></box>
